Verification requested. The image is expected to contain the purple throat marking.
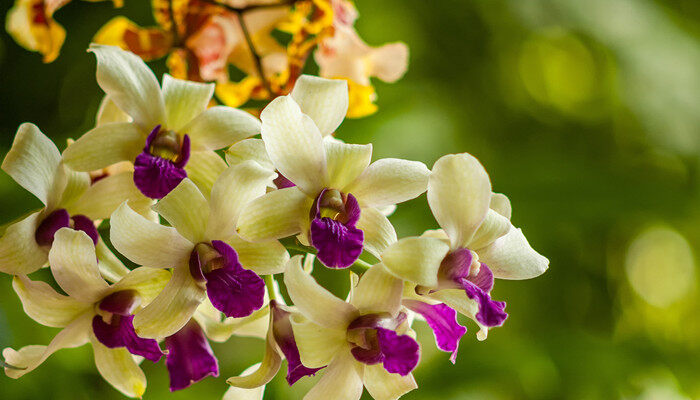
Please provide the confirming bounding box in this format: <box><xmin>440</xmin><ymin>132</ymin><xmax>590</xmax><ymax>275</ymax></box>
<box><xmin>133</xmin><ymin>125</ymin><xmax>191</xmax><ymax>199</ymax></box>
<box><xmin>35</xmin><ymin>209</ymin><xmax>99</xmax><ymax>246</ymax></box>
<box><xmin>309</xmin><ymin>189</ymin><xmax>364</xmax><ymax>269</ymax></box>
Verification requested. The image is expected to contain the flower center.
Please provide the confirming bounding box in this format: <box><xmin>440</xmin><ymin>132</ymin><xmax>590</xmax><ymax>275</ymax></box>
<box><xmin>34</xmin><ymin>209</ymin><xmax>99</xmax><ymax>247</ymax></box>
<box><xmin>149</xmin><ymin>128</ymin><xmax>185</xmax><ymax>163</ymax></box>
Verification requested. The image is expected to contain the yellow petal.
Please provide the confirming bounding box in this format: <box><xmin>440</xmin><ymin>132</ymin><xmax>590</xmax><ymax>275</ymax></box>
<box><xmin>153</xmin><ymin>178</ymin><xmax>209</xmax><ymax>243</ymax></box>
<box><xmin>290</xmin><ymin>75</ymin><xmax>348</xmax><ymax>136</ymax></box>
<box><xmin>12</xmin><ymin>275</ymin><xmax>91</xmax><ymax>328</ymax></box>
<box><xmin>345</xmin><ymin>158</ymin><xmax>429</xmax><ymax>208</ymax></box>
<box><xmin>289</xmin><ymin>313</ymin><xmax>345</xmax><ymax>368</ymax></box>
<box><xmin>350</xmin><ymin>264</ymin><xmax>402</xmax><ymax>316</ymax></box>
<box><xmin>48</xmin><ymin>229</ymin><xmax>109</xmax><ymax>303</ymax></box>
<box><xmin>237</xmin><ymin>187</ymin><xmax>311</xmax><ymax>242</ymax></box>
<box><xmin>0</xmin><ymin>211</ymin><xmax>47</xmax><ymax>275</ymax></box>
<box><xmin>381</xmin><ymin>237</ymin><xmax>449</xmax><ymax>288</ymax></box>
<box><xmin>304</xmin><ymin>351</ymin><xmax>363</xmax><ymax>400</ymax></box>
<box><xmin>90</xmin><ymin>333</ymin><xmax>146</xmax><ymax>398</ymax></box>
<box><xmin>363</xmin><ymin>364</ymin><xmax>417</xmax><ymax>400</ymax></box>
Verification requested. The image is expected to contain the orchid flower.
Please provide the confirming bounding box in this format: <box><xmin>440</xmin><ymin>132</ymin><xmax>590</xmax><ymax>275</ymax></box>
<box><xmin>3</xmin><ymin>228</ymin><xmax>169</xmax><ymax>398</ymax></box>
<box><xmin>382</xmin><ymin>153</ymin><xmax>549</xmax><ymax>339</ymax></box>
<box><xmin>62</xmin><ymin>44</ymin><xmax>262</xmax><ymax>199</ymax></box>
<box><xmin>270</xmin><ymin>256</ymin><xmax>420</xmax><ymax>400</ymax></box>
<box><xmin>109</xmin><ymin>162</ymin><xmax>288</xmax><ymax>340</ymax></box>
<box><xmin>237</xmin><ymin>75</ymin><xmax>429</xmax><ymax>268</ymax></box>
<box><xmin>0</xmin><ymin>123</ymin><xmax>150</xmax><ymax>277</ymax></box>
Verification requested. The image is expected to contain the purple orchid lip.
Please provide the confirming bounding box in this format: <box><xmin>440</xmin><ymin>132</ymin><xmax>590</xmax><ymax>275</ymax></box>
<box><xmin>347</xmin><ymin>312</ymin><xmax>419</xmax><ymax>376</ymax></box>
<box><xmin>99</xmin><ymin>290</ymin><xmax>141</xmax><ymax>316</ymax></box>
<box><xmin>133</xmin><ymin>125</ymin><xmax>191</xmax><ymax>199</ymax></box>
<box><xmin>273</xmin><ymin>172</ymin><xmax>295</xmax><ymax>189</ymax></box>
<box><xmin>403</xmin><ymin>300</ymin><xmax>466</xmax><ymax>363</ymax></box>
<box><xmin>92</xmin><ymin>313</ymin><xmax>163</xmax><ymax>362</ymax></box>
<box><xmin>35</xmin><ymin>209</ymin><xmax>99</xmax><ymax>246</ymax></box>
<box><xmin>309</xmin><ymin>189</ymin><xmax>364</xmax><ymax>269</ymax></box>
<box><xmin>270</xmin><ymin>300</ymin><xmax>324</xmax><ymax>385</ymax></box>
<box><xmin>165</xmin><ymin>320</ymin><xmax>219</xmax><ymax>391</ymax></box>
<box><xmin>189</xmin><ymin>241</ymin><xmax>265</xmax><ymax>318</ymax></box>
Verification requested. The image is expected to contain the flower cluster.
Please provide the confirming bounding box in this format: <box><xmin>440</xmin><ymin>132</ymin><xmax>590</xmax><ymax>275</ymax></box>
<box><xmin>6</xmin><ymin>0</ymin><xmax>408</xmax><ymax>117</ymax></box>
<box><xmin>0</xmin><ymin>45</ymin><xmax>548</xmax><ymax>399</ymax></box>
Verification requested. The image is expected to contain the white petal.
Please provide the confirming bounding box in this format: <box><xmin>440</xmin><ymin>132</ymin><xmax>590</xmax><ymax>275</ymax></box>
<box><xmin>133</xmin><ymin>265</ymin><xmax>206</xmax><ymax>338</ymax></box>
<box><xmin>260</xmin><ymin>95</ymin><xmax>327</xmax><ymax>196</ymax></box>
<box><xmin>96</xmin><ymin>238</ymin><xmax>131</xmax><ymax>283</ymax></box>
<box><xmin>381</xmin><ymin>237</ymin><xmax>450</xmax><ymax>288</ymax></box>
<box><xmin>225</xmin><ymin>138</ymin><xmax>274</xmax><ymax>171</ymax></box>
<box><xmin>227</xmin><ymin>312</ymin><xmax>282</xmax><ymax>388</ymax></box>
<box><xmin>283</xmin><ymin>255</ymin><xmax>358</xmax><ymax>330</ymax></box>
<box><xmin>290</xmin><ymin>75</ymin><xmax>348</xmax><ymax>136</ymax></box>
<box><xmin>110</xmin><ymin>202</ymin><xmax>193</xmax><ymax>269</ymax></box>
<box><xmin>90</xmin><ymin>333</ymin><xmax>147</xmax><ymax>398</ymax></box>
<box><xmin>350</xmin><ymin>264</ymin><xmax>403</xmax><ymax>316</ymax></box>
<box><xmin>356</xmin><ymin>207</ymin><xmax>397</xmax><ymax>259</ymax></box>
<box><xmin>153</xmin><ymin>178</ymin><xmax>209</xmax><ymax>243</ymax></box>
<box><xmin>109</xmin><ymin>267</ymin><xmax>172</xmax><ymax>306</ymax></box>
<box><xmin>223</xmin><ymin>364</ymin><xmax>266</xmax><ymax>400</ymax></box>
<box><xmin>184</xmin><ymin>106</ymin><xmax>261</xmax><ymax>151</ymax></box>
<box><xmin>345</xmin><ymin>158</ymin><xmax>429</xmax><ymax>208</ymax></box>
<box><xmin>185</xmin><ymin>150</ymin><xmax>228</xmax><ymax>199</ymax></box>
<box><xmin>324</xmin><ymin>140</ymin><xmax>372</xmax><ymax>190</ymax></box>
<box><xmin>0</xmin><ymin>212</ymin><xmax>47</xmax><ymax>275</ymax></box>
<box><xmin>68</xmin><ymin>171</ymin><xmax>152</xmax><ymax>221</ymax></box>
<box><xmin>207</xmin><ymin>162</ymin><xmax>276</xmax><ymax>239</ymax></box>
<box><xmin>89</xmin><ymin>44</ymin><xmax>165</xmax><ymax>129</ymax></box>
<box><xmin>363</xmin><ymin>364</ymin><xmax>417</xmax><ymax>400</ymax></box>
<box><xmin>468</xmin><ymin>209</ymin><xmax>512</xmax><ymax>250</ymax></box>
<box><xmin>96</xmin><ymin>95</ymin><xmax>131</xmax><ymax>126</ymax></box>
<box><xmin>304</xmin><ymin>351</ymin><xmax>363</xmax><ymax>400</ymax></box>
<box><xmin>237</xmin><ymin>187</ymin><xmax>311</xmax><ymax>242</ymax></box>
<box><xmin>428</xmin><ymin>153</ymin><xmax>492</xmax><ymax>249</ymax></box>
<box><xmin>290</xmin><ymin>313</ymin><xmax>345</xmax><ymax>368</ymax></box>
<box><xmin>49</xmin><ymin>228</ymin><xmax>109</xmax><ymax>303</ymax></box>
<box><xmin>3</xmin><ymin>311</ymin><xmax>92</xmax><ymax>379</ymax></box>
<box><xmin>62</xmin><ymin>122</ymin><xmax>145</xmax><ymax>172</ymax></box>
<box><xmin>162</xmin><ymin>74</ymin><xmax>214</xmax><ymax>131</ymax></box>
<box><xmin>12</xmin><ymin>275</ymin><xmax>91</xmax><ymax>328</ymax></box>
<box><xmin>2</xmin><ymin>123</ymin><xmax>61</xmax><ymax>205</ymax></box>
<box><xmin>226</xmin><ymin>235</ymin><xmax>289</xmax><ymax>275</ymax></box>
<box><xmin>490</xmin><ymin>192</ymin><xmax>512</xmax><ymax>220</ymax></box>
<box><xmin>476</xmin><ymin>227</ymin><xmax>549</xmax><ymax>280</ymax></box>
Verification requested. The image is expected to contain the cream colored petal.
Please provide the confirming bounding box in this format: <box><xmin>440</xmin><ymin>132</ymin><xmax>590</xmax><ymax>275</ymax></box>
<box><xmin>153</xmin><ymin>178</ymin><xmax>209</xmax><ymax>243</ymax></box>
<box><xmin>428</xmin><ymin>153</ymin><xmax>492</xmax><ymax>249</ymax></box>
<box><xmin>227</xmin><ymin>312</ymin><xmax>282</xmax><ymax>388</ymax></box>
<box><xmin>260</xmin><ymin>95</ymin><xmax>327</xmax><ymax>196</ymax></box>
<box><xmin>162</xmin><ymin>74</ymin><xmax>214</xmax><ymax>131</ymax></box>
<box><xmin>468</xmin><ymin>209</ymin><xmax>512</xmax><ymax>250</ymax></box>
<box><xmin>363</xmin><ymin>364</ymin><xmax>417</xmax><ymax>400</ymax></box>
<box><xmin>476</xmin><ymin>227</ymin><xmax>549</xmax><ymax>280</ymax></box>
<box><xmin>283</xmin><ymin>255</ymin><xmax>358</xmax><ymax>330</ymax></box>
<box><xmin>490</xmin><ymin>192</ymin><xmax>512</xmax><ymax>220</ymax></box>
<box><xmin>356</xmin><ymin>207</ymin><xmax>397</xmax><ymax>259</ymax></box>
<box><xmin>207</xmin><ymin>162</ymin><xmax>276</xmax><ymax>239</ymax></box>
<box><xmin>109</xmin><ymin>267</ymin><xmax>172</xmax><ymax>306</ymax></box>
<box><xmin>196</xmin><ymin>301</ymin><xmax>269</xmax><ymax>342</ymax></box>
<box><xmin>351</xmin><ymin>264</ymin><xmax>402</xmax><ymax>316</ymax></box>
<box><xmin>68</xmin><ymin>171</ymin><xmax>151</xmax><ymax>220</ymax></box>
<box><xmin>12</xmin><ymin>275</ymin><xmax>91</xmax><ymax>328</ymax></box>
<box><xmin>367</xmin><ymin>42</ymin><xmax>409</xmax><ymax>83</ymax></box>
<box><xmin>226</xmin><ymin>235</ymin><xmax>289</xmax><ymax>275</ymax></box>
<box><xmin>133</xmin><ymin>265</ymin><xmax>206</xmax><ymax>338</ymax></box>
<box><xmin>304</xmin><ymin>351</ymin><xmax>363</xmax><ymax>400</ymax></box>
<box><xmin>2</xmin><ymin>123</ymin><xmax>61</xmax><ymax>205</ymax></box>
<box><xmin>237</xmin><ymin>187</ymin><xmax>311</xmax><ymax>242</ymax></box>
<box><xmin>96</xmin><ymin>95</ymin><xmax>131</xmax><ymax>126</ymax></box>
<box><xmin>223</xmin><ymin>364</ymin><xmax>266</xmax><ymax>400</ymax></box>
<box><xmin>324</xmin><ymin>140</ymin><xmax>372</xmax><ymax>190</ymax></box>
<box><xmin>381</xmin><ymin>237</ymin><xmax>449</xmax><ymax>288</ymax></box>
<box><xmin>290</xmin><ymin>75</ymin><xmax>348</xmax><ymax>136</ymax></box>
<box><xmin>54</xmin><ymin>166</ymin><xmax>90</xmax><ymax>210</ymax></box>
<box><xmin>345</xmin><ymin>158</ymin><xmax>429</xmax><ymax>208</ymax></box>
<box><xmin>184</xmin><ymin>106</ymin><xmax>261</xmax><ymax>151</ymax></box>
<box><xmin>0</xmin><ymin>212</ymin><xmax>47</xmax><ymax>275</ymax></box>
<box><xmin>96</xmin><ymin>239</ymin><xmax>130</xmax><ymax>283</ymax></box>
<box><xmin>185</xmin><ymin>150</ymin><xmax>228</xmax><ymax>199</ymax></box>
<box><xmin>110</xmin><ymin>202</ymin><xmax>193</xmax><ymax>269</ymax></box>
<box><xmin>290</xmin><ymin>313</ymin><xmax>345</xmax><ymax>368</ymax></box>
<box><xmin>90</xmin><ymin>334</ymin><xmax>147</xmax><ymax>398</ymax></box>
<box><xmin>225</xmin><ymin>138</ymin><xmax>274</xmax><ymax>171</ymax></box>
<box><xmin>89</xmin><ymin>44</ymin><xmax>165</xmax><ymax>129</ymax></box>
<box><xmin>62</xmin><ymin>122</ymin><xmax>145</xmax><ymax>172</ymax></box>
<box><xmin>49</xmin><ymin>229</ymin><xmax>109</xmax><ymax>303</ymax></box>
<box><xmin>3</xmin><ymin>311</ymin><xmax>92</xmax><ymax>379</ymax></box>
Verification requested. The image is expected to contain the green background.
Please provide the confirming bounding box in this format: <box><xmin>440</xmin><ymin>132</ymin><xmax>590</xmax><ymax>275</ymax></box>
<box><xmin>1</xmin><ymin>0</ymin><xmax>699</xmax><ymax>399</ymax></box>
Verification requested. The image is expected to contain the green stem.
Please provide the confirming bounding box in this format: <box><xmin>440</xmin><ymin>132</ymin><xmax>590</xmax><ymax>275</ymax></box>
<box><xmin>264</xmin><ymin>275</ymin><xmax>277</xmax><ymax>301</ymax></box>
<box><xmin>349</xmin><ymin>258</ymin><xmax>372</xmax><ymax>275</ymax></box>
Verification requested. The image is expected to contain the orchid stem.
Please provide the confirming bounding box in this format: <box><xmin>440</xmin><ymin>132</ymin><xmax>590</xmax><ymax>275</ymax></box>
<box><xmin>264</xmin><ymin>275</ymin><xmax>277</xmax><ymax>301</ymax></box>
<box><xmin>235</xmin><ymin>11</ymin><xmax>274</xmax><ymax>96</ymax></box>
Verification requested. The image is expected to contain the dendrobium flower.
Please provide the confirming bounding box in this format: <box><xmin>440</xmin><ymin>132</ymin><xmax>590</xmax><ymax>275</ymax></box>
<box><xmin>0</xmin><ymin>123</ymin><xmax>151</xmax><ymax>276</ymax></box>
<box><xmin>237</xmin><ymin>75</ymin><xmax>429</xmax><ymax>268</ymax></box>
<box><xmin>62</xmin><ymin>44</ymin><xmax>262</xmax><ymax>199</ymax></box>
<box><xmin>278</xmin><ymin>256</ymin><xmax>420</xmax><ymax>400</ymax></box>
<box><xmin>109</xmin><ymin>162</ymin><xmax>288</xmax><ymax>339</ymax></box>
<box><xmin>3</xmin><ymin>228</ymin><xmax>170</xmax><ymax>398</ymax></box>
<box><xmin>382</xmin><ymin>153</ymin><xmax>549</xmax><ymax>339</ymax></box>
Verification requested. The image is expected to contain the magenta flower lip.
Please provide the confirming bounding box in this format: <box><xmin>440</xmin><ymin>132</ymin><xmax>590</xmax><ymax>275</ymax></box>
<box><xmin>309</xmin><ymin>189</ymin><xmax>364</xmax><ymax>269</ymax></box>
<box><xmin>165</xmin><ymin>320</ymin><xmax>219</xmax><ymax>391</ymax></box>
<box><xmin>35</xmin><ymin>209</ymin><xmax>99</xmax><ymax>247</ymax></box>
<box><xmin>133</xmin><ymin>125</ymin><xmax>191</xmax><ymax>199</ymax></box>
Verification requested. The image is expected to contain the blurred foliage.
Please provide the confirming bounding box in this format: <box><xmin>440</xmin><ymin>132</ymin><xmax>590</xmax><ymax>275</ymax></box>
<box><xmin>1</xmin><ymin>0</ymin><xmax>699</xmax><ymax>399</ymax></box>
